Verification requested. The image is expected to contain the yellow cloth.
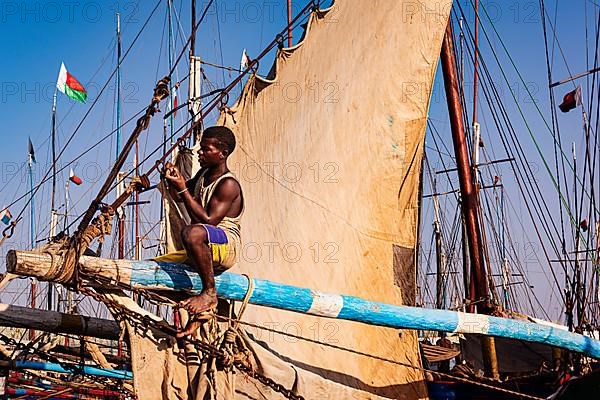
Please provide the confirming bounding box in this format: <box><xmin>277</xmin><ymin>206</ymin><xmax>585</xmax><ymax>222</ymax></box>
<box><xmin>153</xmin><ymin>249</ymin><xmax>189</xmax><ymax>264</ymax></box>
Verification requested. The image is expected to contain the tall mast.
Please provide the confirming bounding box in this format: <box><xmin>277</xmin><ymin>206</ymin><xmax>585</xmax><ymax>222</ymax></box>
<box><xmin>116</xmin><ymin>13</ymin><xmax>125</xmax><ymax>260</ymax></box>
<box><xmin>48</xmin><ymin>89</ymin><xmax>58</xmax><ymax>311</ymax></box>
<box><xmin>116</xmin><ymin>13</ymin><xmax>122</xmax><ymax>159</ymax></box>
<box><xmin>499</xmin><ymin>185</ymin><xmax>509</xmax><ymax>307</ymax></box>
<box><xmin>190</xmin><ymin>0</ymin><xmax>196</xmax><ymax>59</ymax></box>
<box><xmin>134</xmin><ymin>144</ymin><xmax>140</xmax><ymax>261</ymax></box>
<box><xmin>158</xmin><ymin>0</ymin><xmax>177</xmax><ymax>257</ymax></box>
<box><xmin>440</xmin><ymin>19</ymin><xmax>499</xmax><ymax>379</ymax></box>
<box><xmin>432</xmin><ymin>181</ymin><xmax>446</xmax><ymax>309</ymax></box>
<box><xmin>440</xmin><ymin>21</ymin><xmax>488</xmax><ymax>311</ymax></box>
<box><xmin>63</xmin><ymin>178</ymin><xmax>73</xmax><ymax>325</ymax></box>
<box><xmin>50</xmin><ymin>91</ymin><xmax>57</xmax><ymax>217</ymax></box>
<box><xmin>472</xmin><ymin>0</ymin><xmax>479</xmax><ymax>125</ymax></box>
<box><xmin>167</xmin><ymin>0</ymin><xmax>175</xmax><ymax>143</ymax></box>
<box><xmin>434</xmin><ymin>206</ymin><xmax>446</xmax><ymax>309</ymax></box>
<box><xmin>462</xmin><ymin>216</ymin><xmax>471</xmax><ymax>307</ymax></box>
<box><xmin>189</xmin><ymin>0</ymin><xmax>203</xmax><ymax>144</ymax></box>
<box><xmin>287</xmin><ymin>0</ymin><xmax>293</xmax><ymax>47</ymax></box>
<box><xmin>28</xmin><ymin>139</ymin><xmax>36</xmax><ymax>339</ymax></box>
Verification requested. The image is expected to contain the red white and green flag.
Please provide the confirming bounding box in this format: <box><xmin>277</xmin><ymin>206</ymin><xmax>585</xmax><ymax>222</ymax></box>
<box><xmin>56</xmin><ymin>63</ymin><xmax>87</xmax><ymax>103</ymax></box>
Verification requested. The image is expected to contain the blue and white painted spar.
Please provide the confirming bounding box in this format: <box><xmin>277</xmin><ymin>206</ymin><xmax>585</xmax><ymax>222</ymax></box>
<box><xmin>12</xmin><ymin>360</ymin><xmax>132</xmax><ymax>380</ymax></box>
<box><xmin>125</xmin><ymin>259</ymin><xmax>600</xmax><ymax>359</ymax></box>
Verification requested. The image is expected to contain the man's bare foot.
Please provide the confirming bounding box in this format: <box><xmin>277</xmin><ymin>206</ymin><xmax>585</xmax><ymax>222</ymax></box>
<box><xmin>176</xmin><ymin>319</ymin><xmax>202</xmax><ymax>338</ymax></box>
<box><xmin>180</xmin><ymin>289</ymin><xmax>218</xmax><ymax>315</ymax></box>
<box><xmin>175</xmin><ymin>291</ymin><xmax>218</xmax><ymax>338</ymax></box>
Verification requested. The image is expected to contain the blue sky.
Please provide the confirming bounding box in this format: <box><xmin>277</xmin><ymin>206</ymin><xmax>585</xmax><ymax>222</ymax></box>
<box><xmin>421</xmin><ymin>0</ymin><xmax>599</xmax><ymax>319</ymax></box>
<box><xmin>0</xmin><ymin>0</ymin><xmax>299</xmax><ymax>310</ymax></box>
<box><xmin>0</xmin><ymin>1</ymin><xmax>596</xmax><ymax>320</ymax></box>
<box><xmin>0</xmin><ymin>0</ymin><xmax>293</xmax><ymax>236</ymax></box>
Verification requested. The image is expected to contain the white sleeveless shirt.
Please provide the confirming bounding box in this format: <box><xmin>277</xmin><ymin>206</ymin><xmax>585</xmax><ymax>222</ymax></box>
<box><xmin>193</xmin><ymin>169</ymin><xmax>244</xmax><ymax>245</ymax></box>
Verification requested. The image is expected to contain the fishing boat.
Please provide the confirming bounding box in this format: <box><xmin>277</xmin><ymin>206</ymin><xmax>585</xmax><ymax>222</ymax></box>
<box><xmin>1</xmin><ymin>1</ymin><xmax>599</xmax><ymax>399</ymax></box>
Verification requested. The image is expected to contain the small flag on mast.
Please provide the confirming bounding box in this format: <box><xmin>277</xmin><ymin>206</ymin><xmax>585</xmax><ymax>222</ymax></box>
<box><xmin>56</xmin><ymin>62</ymin><xmax>87</xmax><ymax>103</ymax></box>
<box><xmin>69</xmin><ymin>168</ymin><xmax>82</xmax><ymax>185</ymax></box>
<box><xmin>559</xmin><ymin>86</ymin><xmax>582</xmax><ymax>113</ymax></box>
<box><xmin>0</xmin><ymin>208</ymin><xmax>11</xmax><ymax>225</ymax></box>
<box><xmin>172</xmin><ymin>85</ymin><xmax>178</xmax><ymax>118</ymax></box>
<box><xmin>28</xmin><ymin>138</ymin><xmax>36</xmax><ymax>163</ymax></box>
<box><xmin>240</xmin><ymin>49</ymin><xmax>250</xmax><ymax>71</ymax></box>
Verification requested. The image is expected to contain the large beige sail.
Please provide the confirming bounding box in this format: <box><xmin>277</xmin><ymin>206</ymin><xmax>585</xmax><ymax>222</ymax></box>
<box><xmin>217</xmin><ymin>0</ymin><xmax>452</xmax><ymax>398</ymax></box>
<box><xmin>122</xmin><ymin>1</ymin><xmax>451</xmax><ymax>399</ymax></box>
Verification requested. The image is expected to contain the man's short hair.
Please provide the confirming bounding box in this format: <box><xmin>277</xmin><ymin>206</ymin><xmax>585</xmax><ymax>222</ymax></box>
<box><xmin>202</xmin><ymin>126</ymin><xmax>236</xmax><ymax>154</ymax></box>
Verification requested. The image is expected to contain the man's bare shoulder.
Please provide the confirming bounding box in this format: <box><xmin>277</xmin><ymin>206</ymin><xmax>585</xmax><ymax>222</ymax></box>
<box><xmin>214</xmin><ymin>177</ymin><xmax>242</xmax><ymax>199</ymax></box>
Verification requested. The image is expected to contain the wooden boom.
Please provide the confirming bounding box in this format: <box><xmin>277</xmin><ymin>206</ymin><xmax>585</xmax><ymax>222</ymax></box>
<box><xmin>7</xmin><ymin>249</ymin><xmax>600</xmax><ymax>359</ymax></box>
<box><xmin>0</xmin><ymin>303</ymin><xmax>120</xmax><ymax>340</ymax></box>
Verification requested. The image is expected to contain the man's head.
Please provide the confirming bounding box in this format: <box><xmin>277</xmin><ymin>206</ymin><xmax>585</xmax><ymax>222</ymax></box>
<box><xmin>198</xmin><ymin>126</ymin><xmax>236</xmax><ymax>168</ymax></box>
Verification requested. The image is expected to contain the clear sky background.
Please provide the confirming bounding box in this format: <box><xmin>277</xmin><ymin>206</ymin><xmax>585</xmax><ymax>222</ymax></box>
<box><xmin>0</xmin><ymin>1</ymin><xmax>596</xmax><ymax>322</ymax></box>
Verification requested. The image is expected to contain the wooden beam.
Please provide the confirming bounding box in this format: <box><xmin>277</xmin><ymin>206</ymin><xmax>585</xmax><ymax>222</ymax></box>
<box><xmin>7</xmin><ymin>250</ymin><xmax>600</xmax><ymax>359</ymax></box>
<box><xmin>0</xmin><ymin>303</ymin><xmax>120</xmax><ymax>341</ymax></box>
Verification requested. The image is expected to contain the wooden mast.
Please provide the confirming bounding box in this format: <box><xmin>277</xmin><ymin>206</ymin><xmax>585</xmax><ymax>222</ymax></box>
<box><xmin>48</xmin><ymin>89</ymin><xmax>59</xmax><ymax>311</ymax></box>
<box><xmin>27</xmin><ymin>138</ymin><xmax>37</xmax><ymax>340</ymax></box>
<box><xmin>116</xmin><ymin>12</ymin><xmax>126</xmax><ymax>261</ymax></box>
<box><xmin>287</xmin><ymin>0</ymin><xmax>293</xmax><ymax>47</ymax></box>
<box><xmin>440</xmin><ymin>18</ymin><xmax>499</xmax><ymax>379</ymax></box>
<box><xmin>440</xmin><ymin>19</ymin><xmax>489</xmax><ymax>312</ymax></box>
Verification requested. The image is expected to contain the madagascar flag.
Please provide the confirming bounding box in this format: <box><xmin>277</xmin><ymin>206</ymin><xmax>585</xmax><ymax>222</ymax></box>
<box><xmin>56</xmin><ymin>63</ymin><xmax>87</xmax><ymax>103</ymax></box>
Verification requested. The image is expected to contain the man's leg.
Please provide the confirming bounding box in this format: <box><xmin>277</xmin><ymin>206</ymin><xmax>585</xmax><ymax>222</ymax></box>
<box><xmin>178</xmin><ymin>225</ymin><xmax>218</xmax><ymax>336</ymax></box>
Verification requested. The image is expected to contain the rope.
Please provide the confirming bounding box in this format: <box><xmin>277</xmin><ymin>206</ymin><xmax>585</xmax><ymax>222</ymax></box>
<box><xmin>469</xmin><ymin>0</ymin><xmax>592</xmax><ymax>221</ymax></box>
<box><xmin>37</xmin><ymin>336</ymin><xmax>61</xmax><ymax>353</ymax></box>
<box><xmin>218</xmin><ymin>274</ymin><xmax>255</xmax><ymax>373</ymax></box>
<box><xmin>84</xmin><ymin>340</ymin><xmax>113</xmax><ymax>370</ymax></box>
<box><xmin>9</xmin><ymin>0</ymin><xmax>164</xmax><ymax>227</ymax></box>
<box><xmin>453</xmin><ymin>4</ymin><xmax>569</xmax><ymax>304</ymax></box>
<box><xmin>539</xmin><ymin>0</ymin><xmax>569</xmax><ymax>274</ymax></box>
<box><xmin>79</xmin><ymin>284</ymin><xmax>304</xmax><ymax>399</ymax></box>
<box><xmin>76</xmin><ymin>271</ymin><xmax>548</xmax><ymax>400</ymax></box>
<box><xmin>1</xmin><ymin>106</ymin><xmax>147</xmax><ymax>221</ymax></box>
<box><xmin>76</xmin><ymin>76</ymin><xmax>170</xmax><ymax>235</ymax></box>
<box><xmin>234</xmin><ymin>274</ymin><xmax>254</xmax><ymax>326</ymax></box>
<box><xmin>216</xmin><ymin>316</ymin><xmax>545</xmax><ymax>400</ymax></box>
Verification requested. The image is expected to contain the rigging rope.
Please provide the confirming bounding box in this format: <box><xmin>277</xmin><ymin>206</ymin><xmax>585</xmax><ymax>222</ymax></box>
<box><xmin>453</xmin><ymin>5</ymin><xmax>568</xmax><ymax>305</ymax></box>
<box><xmin>216</xmin><ymin>316</ymin><xmax>546</xmax><ymax>400</ymax></box>
<box><xmin>80</xmin><ymin>278</ymin><xmax>546</xmax><ymax>400</ymax></box>
<box><xmin>4</xmin><ymin>0</ymin><xmax>164</xmax><ymax>240</ymax></box>
<box><xmin>471</xmin><ymin>0</ymin><xmax>595</xmax><ymax>221</ymax></box>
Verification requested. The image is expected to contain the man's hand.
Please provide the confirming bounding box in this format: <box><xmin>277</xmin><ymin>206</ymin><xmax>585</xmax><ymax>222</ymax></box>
<box><xmin>163</xmin><ymin>161</ymin><xmax>186</xmax><ymax>192</ymax></box>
